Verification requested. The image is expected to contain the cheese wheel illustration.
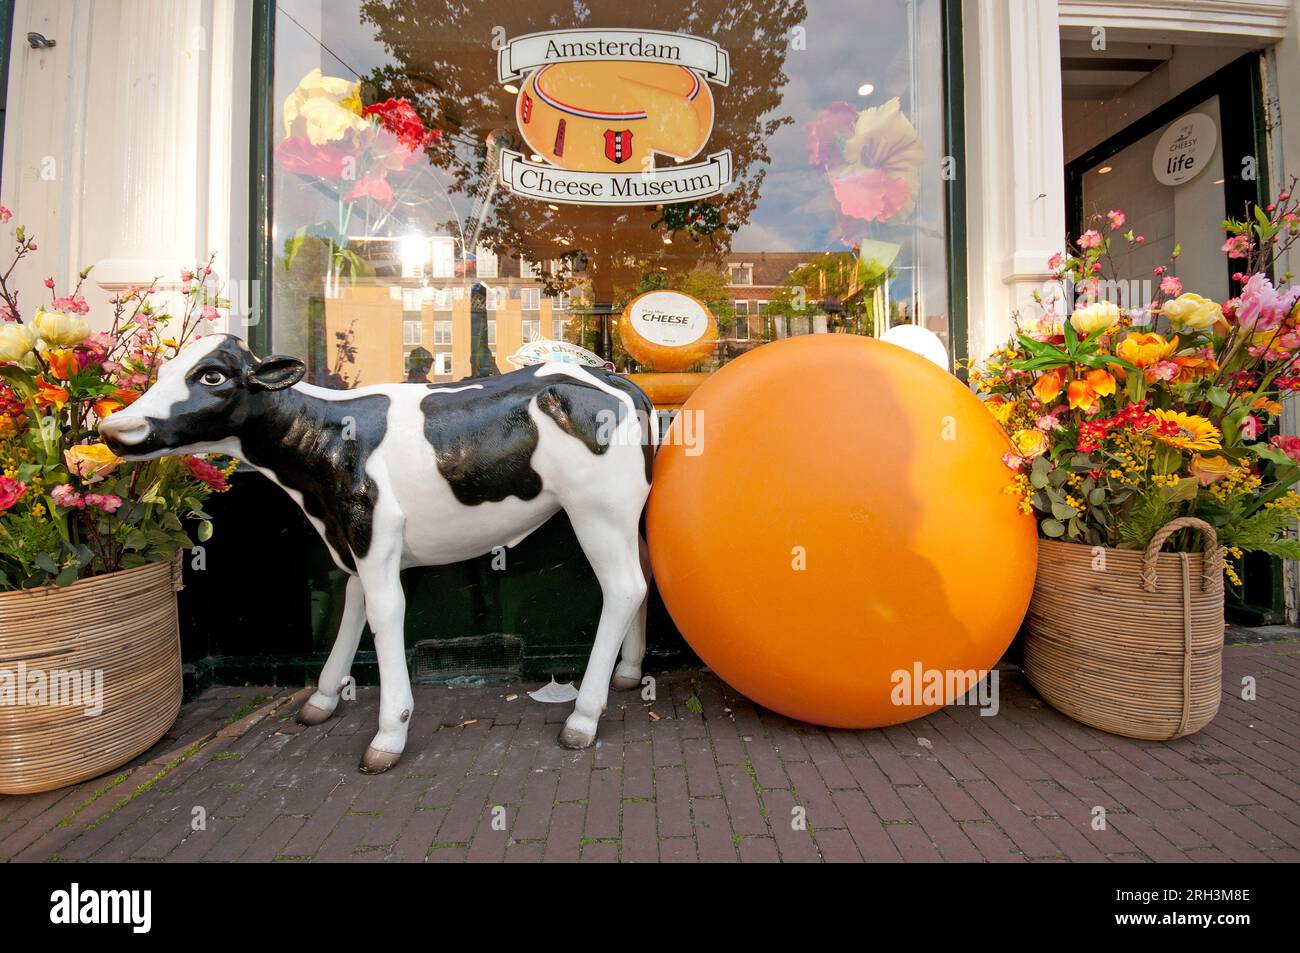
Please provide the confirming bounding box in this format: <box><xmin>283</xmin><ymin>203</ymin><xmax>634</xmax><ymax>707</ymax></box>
<box><xmin>619</xmin><ymin>290</ymin><xmax>718</xmax><ymax>371</ymax></box>
<box><xmin>518</xmin><ymin>62</ymin><xmax>714</xmax><ymax>172</ymax></box>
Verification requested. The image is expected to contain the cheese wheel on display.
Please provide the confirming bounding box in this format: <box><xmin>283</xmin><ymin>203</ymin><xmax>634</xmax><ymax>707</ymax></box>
<box><xmin>625</xmin><ymin>372</ymin><xmax>710</xmax><ymax>408</ymax></box>
<box><xmin>518</xmin><ymin>62</ymin><xmax>714</xmax><ymax>172</ymax></box>
<box><xmin>618</xmin><ymin>290</ymin><xmax>718</xmax><ymax>371</ymax></box>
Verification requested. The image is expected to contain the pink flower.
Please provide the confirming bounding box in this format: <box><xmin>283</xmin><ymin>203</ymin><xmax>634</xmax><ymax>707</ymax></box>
<box><xmin>1236</xmin><ymin>273</ymin><xmax>1300</xmax><ymax>332</ymax></box>
<box><xmin>344</xmin><ymin>170</ymin><xmax>394</xmax><ymax>209</ymax></box>
<box><xmin>27</xmin><ymin>241</ymin><xmax>36</xmax><ymax>251</ymax></box>
<box><xmin>1001</xmin><ymin>451</ymin><xmax>1026</xmax><ymax>470</ymax></box>
<box><xmin>0</xmin><ymin>205</ymin><xmax>10</xmax><ymax>223</ymax></box>
<box><xmin>1047</xmin><ymin>252</ymin><xmax>1065</xmax><ymax>271</ymax></box>
<box><xmin>181</xmin><ymin>269</ymin><xmax>195</xmax><ymax>282</ymax></box>
<box><xmin>43</xmin><ymin>277</ymin><xmax>55</xmax><ymax>289</ymax></box>
<box><xmin>1035</xmin><ymin>413</ymin><xmax>1061</xmax><ymax>432</ymax></box>
<box><xmin>83</xmin><ymin>493</ymin><xmax>123</xmax><ymax>514</ymax></box>
<box><xmin>1107</xmin><ymin>210</ymin><xmax>1126</xmax><ymax>230</ymax></box>
<box><xmin>1160</xmin><ymin>276</ymin><xmax>1183</xmax><ymax>297</ymax></box>
<box><xmin>1148</xmin><ymin>361</ymin><xmax>1180</xmax><ymax>382</ymax></box>
<box><xmin>1077</xmin><ymin>229</ymin><xmax>1103</xmax><ymax>250</ymax></box>
<box><xmin>1241</xmin><ymin>416</ymin><xmax>1261</xmax><ymax>440</ymax></box>
<box><xmin>0</xmin><ymin>475</ymin><xmax>25</xmax><ymax>512</ymax></box>
<box><xmin>182</xmin><ymin>455</ymin><xmax>228</xmax><ymax>492</ymax></box>
<box><xmin>200</xmin><ymin>305</ymin><xmax>220</xmax><ymax>322</ymax></box>
<box><xmin>1222</xmin><ymin>235</ymin><xmax>1253</xmax><ymax>259</ymax></box>
<box><xmin>807</xmin><ymin>101</ymin><xmax>858</xmax><ymax>168</ymax></box>
<box><xmin>51</xmin><ymin>484</ymin><xmax>84</xmax><ymax>509</ymax></box>
<box><xmin>830</xmin><ymin>168</ymin><xmax>917</xmax><ymax>222</ymax></box>
<box><xmin>1269</xmin><ymin>435</ymin><xmax>1300</xmax><ymax>463</ymax></box>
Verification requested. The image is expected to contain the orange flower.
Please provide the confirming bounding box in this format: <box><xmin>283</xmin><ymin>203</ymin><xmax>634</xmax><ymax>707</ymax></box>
<box><xmin>45</xmin><ymin>348</ymin><xmax>80</xmax><ymax>380</ymax></box>
<box><xmin>93</xmin><ymin>388</ymin><xmax>142</xmax><ymax>419</ymax></box>
<box><xmin>1084</xmin><ymin>369</ymin><xmax>1115</xmax><ymax>397</ymax></box>
<box><xmin>1116</xmin><ymin>332</ymin><xmax>1178</xmax><ymax>368</ymax></box>
<box><xmin>1068</xmin><ymin>379</ymin><xmax>1100</xmax><ymax>413</ymax></box>
<box><xmin>1170</xmin><ymin>354</ymin><xmax>1218</xmax><ymax>383</ymax></box>
<box><xmin>33</xmin><ymin>376</ymin><xmax>70</xmax><ymax>411</ymax></box>
<box><xmin>1032</xmin><ymin>370</ymin><xmax>1062</xmax><ymax>403</ymax></box>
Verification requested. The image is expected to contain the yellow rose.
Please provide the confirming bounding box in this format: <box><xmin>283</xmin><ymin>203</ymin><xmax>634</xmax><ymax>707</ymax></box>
<box><xmin>1070</xmin><ymin>300</ymin><xmax>1121</xmax><ymax>335</ymax></box>
<box><xmin>1162</xmin><ymin>293</ymin><xmax>1222</xmax><ymax>331</ymax></box>
<box><xmin>0</xmin><ymin>321</ymin><xmax>37</xmax><ymax>361</ymax></box>
<box><xmin>64</xmin><ymin>443</ymin><xmax>122</xmax><ymax>482</ymax></box>
<box><xmin>283</xmin><ymin>68</ymin><xmax>368</xmax><ymax>145</ymax></box>
<box><xmin>34</xmin><ymin>307</ymin><xmax>90</xmax><ymax>347</ymax></box>
<box><xmin>1189</xmin><ymin>454</ymin><xmax>1233</xmax><ymax>486</ymax></box>
<box><xmin>1011</xmin><ymin>429</ymin><xmax>1049</xmax><ymax>459</ymax></box>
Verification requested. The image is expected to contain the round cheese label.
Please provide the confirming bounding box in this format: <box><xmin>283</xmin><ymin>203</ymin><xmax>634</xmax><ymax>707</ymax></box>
<box><xmin>627</xmin><ymin>291</ymin><xmax>710</xmax><ymax>347</ymax></box>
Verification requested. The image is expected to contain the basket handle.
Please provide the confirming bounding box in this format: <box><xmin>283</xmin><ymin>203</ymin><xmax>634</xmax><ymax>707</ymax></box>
<box><xmin>1141</xmin><ymin>517</ymin><xmax>1220</xmax><ymax>592</ymax></box>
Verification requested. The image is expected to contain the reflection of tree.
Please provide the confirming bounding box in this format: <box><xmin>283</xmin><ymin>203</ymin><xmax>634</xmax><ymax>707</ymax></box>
<box><xmin>766</xmin><ymin>252</ymin><xmax>883</xmax><ymax>336</ymax></box>
<box><xmin>358</xmin><ymin>0</ymin><xmax>807</xmax><ymax>300</ymax></box>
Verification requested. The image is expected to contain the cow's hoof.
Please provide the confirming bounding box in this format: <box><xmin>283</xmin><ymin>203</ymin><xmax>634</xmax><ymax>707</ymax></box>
<box><xmin>297</xmin><ymin>701</ymin><xmax>335</xmax><ymax>727</ymax></box>
<box><xmin>610</xmin><ymin>673</ymin><xmax>641</xmax><ymax>691</ymax></box>
<box><xmin>359</xmin><ymin>746</ymin><xmax>402</xmax><ymax>774</ymax></box>
<box><xmin>559</xmin><ymin>712</ymin><xmax>597</xmax><ymax>749</ymax></box>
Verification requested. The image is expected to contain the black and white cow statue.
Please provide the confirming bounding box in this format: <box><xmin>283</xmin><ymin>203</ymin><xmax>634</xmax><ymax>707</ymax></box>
<box><xmin>99</xmin><ymin>335</ymin><xmax>655</xmax><ymax>773</ymax></box>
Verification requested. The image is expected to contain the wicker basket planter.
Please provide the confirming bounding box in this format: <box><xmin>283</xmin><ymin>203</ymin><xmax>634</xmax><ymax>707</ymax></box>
<box><xmin>0</xmin><ymin>558</ymin><xmax>183</xmax><ymax>795</ymax></box>
<box><xmin>1023</xmin><ymin>517</ymin><xmax>1224</xmax><ymax>741</ymax></box>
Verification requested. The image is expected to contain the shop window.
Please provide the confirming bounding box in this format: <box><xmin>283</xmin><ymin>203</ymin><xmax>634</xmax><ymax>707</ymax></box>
<box><xmin>267</xmin><ymin>0</ymin><xmax>958</xmax><ymax>387</ymax></box>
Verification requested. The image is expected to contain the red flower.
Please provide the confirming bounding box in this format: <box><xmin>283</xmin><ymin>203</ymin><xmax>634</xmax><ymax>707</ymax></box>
<box><xmin>275</xmin><ymin>136</ymin><xmax>355</xmax><ymax>178</ymax></box>
<box><xmin>361</xmin><ymin>98</ymin><xmax>440</xmax><ymax>153</ymax></box>
<box><xmin>344</xmin><ymin>171</ymin><xmax>394</xmax><ymax>209</ymax></box>
<box><xmin>182</xmin><ymin>455</ymin><xmax>228</xmax><ymax>492</ymax></box>
<box><xmin>0</xmin><ymin>475</ymin><xmax>25</xmax><ymax>512</ymax></box>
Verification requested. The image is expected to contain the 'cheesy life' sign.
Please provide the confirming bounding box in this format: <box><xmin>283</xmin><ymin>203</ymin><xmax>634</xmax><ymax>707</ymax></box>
<box><xmin>497</xmin><ymin>29</ymin><xmax>733</xmax><ymax>206</ymax></box>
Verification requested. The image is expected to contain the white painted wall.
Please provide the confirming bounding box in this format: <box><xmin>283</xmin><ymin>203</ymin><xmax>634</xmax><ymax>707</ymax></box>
<box><xmin>0</xmin><ymin>0</ymin><xmax>251</xmax><ymax>332</ymax></box>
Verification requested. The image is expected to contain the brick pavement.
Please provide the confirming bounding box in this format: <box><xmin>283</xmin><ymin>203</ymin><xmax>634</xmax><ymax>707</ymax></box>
<box><xmin>2</xmin><ymin>641</ymin><xmax>1298</xmax><ymax>863</ymax></box>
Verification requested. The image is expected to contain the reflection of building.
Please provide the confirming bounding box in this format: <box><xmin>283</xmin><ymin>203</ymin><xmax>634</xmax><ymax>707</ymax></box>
<box><xmin>317</xmin><ymin>237</ymin><xmax>572</xmax><ymax>385</ymax></box>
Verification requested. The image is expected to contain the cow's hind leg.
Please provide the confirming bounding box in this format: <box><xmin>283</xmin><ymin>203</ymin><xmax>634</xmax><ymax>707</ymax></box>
<box><xmin>611</xmin><ymin>534</ymin><xmax>650</xmax><ymax>691</ymax></box>
<box><xmin>561</xmin><ymin>512</ymin><xmax>648</xmax><ymax>749</ymax></box>
<box><xmin>299</xmin><ymin>574</ymin><xmax>366</xmax><ymax>726</ymax></box>
<box><xmin>356</xmin><ymin>511</ymin><xmax>414</xmax><ymax>775</ymax></box>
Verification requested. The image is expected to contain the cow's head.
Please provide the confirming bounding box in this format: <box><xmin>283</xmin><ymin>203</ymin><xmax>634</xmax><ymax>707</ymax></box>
<box><xmin>99</xmin><ymin>335</ymin><xmax>305</xmax><ymax>460</ymax></box>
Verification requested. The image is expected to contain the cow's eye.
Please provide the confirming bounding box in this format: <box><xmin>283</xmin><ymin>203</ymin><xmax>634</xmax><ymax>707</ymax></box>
<box><xmin>200</xmin><ymin>371</ymin><xmax>226</xmax><ymax>386</ymax></box>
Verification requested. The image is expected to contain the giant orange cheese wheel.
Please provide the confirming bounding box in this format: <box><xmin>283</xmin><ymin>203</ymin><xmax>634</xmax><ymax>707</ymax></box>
<box><xmin>619</xmin><ymin>290</ymin><xmax>718</xmax><ymax>371</ymax></box>
<box><xmin>647</xmin><ymin>335</ymin><xmax>1037</xmax><ymax>728</ymax></box>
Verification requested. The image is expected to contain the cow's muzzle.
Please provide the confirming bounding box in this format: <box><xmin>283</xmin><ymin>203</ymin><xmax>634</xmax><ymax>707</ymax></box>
<box><xmin>98</xmin><ymin>414</ymin><xmax>150</xmax><ymax>448</ymax></box>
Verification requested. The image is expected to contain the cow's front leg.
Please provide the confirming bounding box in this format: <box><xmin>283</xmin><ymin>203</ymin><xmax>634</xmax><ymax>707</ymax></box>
<box><xmin>356</xmin><ymin>514</ymin><xmax>413</xmax><ymax>775</ymax></box>
<box><xmin>299</xmin><ymin>574</ymin><xmax>366</xmax><ymax>725</ymax></box>
<box><xmin>562</xmin><ymin>513</ymin><xmax>648</xmax><ymax>748</ymax></box>
<box><xmin>611</xmin><ymin>534</ymin><xmax>651</xmax><ymax>691</ymax></box>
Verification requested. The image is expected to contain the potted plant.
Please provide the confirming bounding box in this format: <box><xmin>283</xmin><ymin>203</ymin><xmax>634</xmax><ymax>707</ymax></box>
<box><xmin>973</xmin><ymin>180</ymin><xmax>1300</xmax><ymax>740</ymax></box>
<box><xmin>0</xmin><ymin>206</ymin><xmax>236</xmax><ymax>793</ymax></box>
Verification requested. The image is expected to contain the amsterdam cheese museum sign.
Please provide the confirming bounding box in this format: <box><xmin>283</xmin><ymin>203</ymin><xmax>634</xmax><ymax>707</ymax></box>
<box><xmin>497</xmin><ymin>29</ymin><xmax>732</xmax><ymax>205</ymax></box>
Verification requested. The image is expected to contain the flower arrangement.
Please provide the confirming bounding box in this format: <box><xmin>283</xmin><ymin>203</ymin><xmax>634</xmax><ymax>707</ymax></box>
<box><xmin>973</xmin><ymin>180</ymin><xmax>1300</xmax><ymax>585</ymax></box>
<box><xmin>276</xmin><ymin>69</ymin><xmax>440</xmax><ymax>279</ymax></box>
<box><xmin>0</xmin><ymin>208</ymin><xmax>236</xmax><ymax>590</ymax></box>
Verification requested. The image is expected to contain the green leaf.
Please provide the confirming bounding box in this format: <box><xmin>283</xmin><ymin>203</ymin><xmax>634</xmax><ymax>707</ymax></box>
<box><xmin>54</xmin><ymin>565</ymin><xmax>79</xmax><ymax>587</ymax></box>
<box><xmin>1041</xmin><ymin>519</ymin><xmax>1066</xmax><ymax>538</ymax></box>
<box><xmin>1088</xmin><ymin>487</ymin><xmax>1107</xmax><ymax>505</ymax></box>
<box><xmin>1207</xmin><ymin>386</ymin><xmax>1232</xmax><ymax>409</ymax></box>
<box><xmin>197</xmin><ymin>520</ymin><xmax>214</xmax><ymax>543</ymax></box>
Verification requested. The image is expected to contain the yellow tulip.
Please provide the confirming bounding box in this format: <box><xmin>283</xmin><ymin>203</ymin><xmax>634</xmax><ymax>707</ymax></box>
<box><xmin>283</xmin><ymin>68</ymin><xmax>368</xmax><ymax>145</ymax></box>
<box><xmin>1162</xmin><ymin>293</ymin><xmax>1222</xmax><ymax>331</ymax></box>
<box><xmin>34</xmin><ymin>307</ymin><xmax>90</xmax><ymax>346</ymax></box>
<box><xmin>1070</xmin><ymin>300</ymin><xmax>1121</xmax><ymax>335</ymax></box>
<box><xmin>64</xmin><ymin>443</ymin><xmax>122</xmax><ymax>482</ymax></box>
<box><xmin>0</xmin><ymin>321</ymin><xmax>37</xmax><ymax>361</ymax></box>
<box><xmin>1032</xmin><ymin>370</ymin><xmax>1062</xmax><ymax>403</ymax></box>
<box><xmin>1116</xmin><ymin>332</ymin><xmax>1178</xmax><ymax>368</ymax></box>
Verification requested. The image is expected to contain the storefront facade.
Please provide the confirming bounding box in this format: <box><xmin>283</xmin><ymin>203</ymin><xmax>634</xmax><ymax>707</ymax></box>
<box><xmin>2</xmin><ymin>0</ymin><xmax>1299</xmax><ymax>683</ymax></box>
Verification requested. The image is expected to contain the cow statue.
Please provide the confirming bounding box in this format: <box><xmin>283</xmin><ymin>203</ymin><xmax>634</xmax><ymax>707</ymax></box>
<box><xmin>99</xmin><ymin>335</ymin><xmax>655</xmax><ymax>773</ymax></box>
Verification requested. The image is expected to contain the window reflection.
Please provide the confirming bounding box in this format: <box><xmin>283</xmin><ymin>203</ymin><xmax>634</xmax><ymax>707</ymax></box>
<box><xmin>272</xmin><ymin>0</ymin><xmax>951</xmax><ymax>397</ymax></box>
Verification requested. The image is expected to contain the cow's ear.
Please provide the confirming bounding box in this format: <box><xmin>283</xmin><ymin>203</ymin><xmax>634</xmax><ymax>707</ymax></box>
<box><xmin>246</xmin><ymin>355</ymin><xmax>305</xmax><ymax>391</ymax></box>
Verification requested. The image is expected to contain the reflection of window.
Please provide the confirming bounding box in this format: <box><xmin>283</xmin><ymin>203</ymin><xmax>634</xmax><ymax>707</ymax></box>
<box><xmin>431</xmin><ymin>238</ymin><xmax>456</xmax><ymax>278</ymax></box>
<box><xmin>521</xmin><ymin>259</ymin><xmax>541</xmax><ymax>279</ymax></box>
<box><xmin>401</xmin><ymin>288</ymin><xmax>422</xmax><ymax>311</ymax></box>
<box><xmin>755</xmin><ymin>301</ymin><xmax>768</xmax><ymax>315</ymax></box>
<box><xmin>522</xmin><ymin>319</ymin><xmax>540</xmax><ymax>341</ymax></box>
<box><xmin>434</xmin><ymin>320</ymin><xmax>452</xmax><ymax>345</ymax></box>
<box><xmin>476</xmin><ymin>244</ymin><xmax>498</xmax><ymax>278</ymax></box>
<box><xmin>403</xmin><ymin>319</ymin><xmax>422</xmax><ymax>345</ymax></box>
<box><xmin>487</xmin><ymin>320</ymin><xmax>497</xmax><ymax>345</ymax></box>
<box><xmin>486</xmin><ymin>286</ymin><xmax>508</xmax><ymax>310</ymax></box>
<box><xmin>729</xmin><ymin>264</ymin><xmax>753</xmax><ymax>285</ymax></box>
<box><xmin>552</xmin><ymin>318</ymin><xmax>567</xmax><ymax>340</ymax></box>
<box><xmin>734</xmin><ymin>300</ymin><xmax>750</xmax><ymax>315</ymax></box>
<box><xmin>435</xmin><ymin>352</ymin><xmax>452</xmax><ymax>376</ymax></box>
<box><xmin>521</xmin><ymin>287</ymin><xmax>540</xmax><ymax>310</ymax></box>
<box><xmin>734</xmin><ymin>313</ymin><xmax>750</xmax><ymax>341</ymax></box>
<box><xmin>552</xmin><ymin>293</ymin><xmax>570</xmax><ymax>311</ymax></box>
<box><xmin>432</xmin><ymin>288</ymin><xmax>452</xmax><ymax>310</ymax></box>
